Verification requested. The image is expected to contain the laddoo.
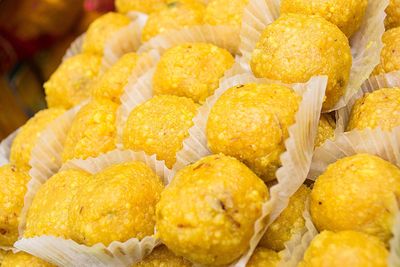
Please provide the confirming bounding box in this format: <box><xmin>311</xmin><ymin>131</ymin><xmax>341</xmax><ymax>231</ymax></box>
<box><xmin>115</xmin><ymin>0</ymin><xmax>168</xmax><ymax>14</ymax></box>
<box><xmin>315</xmin><ymin>114</ymin><xmax>336</xmax><ymax>147</ymax></box>
<box><xmin>122</xmin><ymin>95</ymin><xmax>198</xmax><ymax>169</ymax></box>
<box><xmin>385</xmin><ymin>0</ymin><xmax>400</xmax><ymax>29</ymax></box>
<box><xmin>134</xmin><ymin>246</ymin><xmax>191</xmax><ymax>266</ymax></box>
<box><xmin>141</xmin><ymin>1</ymin><xmax>205</xmax><ymax>42</ymax></box>
<box><xmin>44</xmin><ymin>53</ymin><xmax>102</xmax><ymax>109</ymax></box>
<box><xmin>247</xmin><ymin>247</ymin><xmax>280</xmax><ymax>267</ymax></box>
<box><xmin>206</xmin><ymin>83</ymin><xmax>300</xmax><ymax>182</ymax></box>
<box><xmin>347</xmin><ymin>87</ymin><xmax>400</xmax><ymax>131</ymax></box>
<box><xmin>62</xmin><ymin>99</ymin><xmax>118</xmax><ymax>162</ymax></box>
<box><xmin>373</xmin><ymin>27</ymin><xmax>400</xmax><ymax>75</ymax></box>
<box><xmin>91</xmin><ymin>52</ymin><xmax>139</xmax><ymax>103</ymax></box>
<box><xmin>0</xmin><ymin>164</ymin><xmax>30</xmax><ymax>247</ymax></box>
<box><xmin>250</xmin><ymin>14</ymin><xmax>352</xmax><ymax>111</ymax></box>
<box><xmin>280</xmin><ymin>0</ymin><xmax>368</xmax><ymax>37</ymax></box>
<box><xmin>259</xmin><ymin>185</ymin><xmax>310</xmax><ymax>251</ymax></box>
<box><xmin>69</xmin><ymin>162</ymin><xmax>164</xmax><ymax>246</ymax></box>
<box><xmin>153</xmin><ymin>43</ymin><xmax>234</xmax><ymax>103</ymax></box>
<box><xmin>310</xmin><ymin>153</ymin><xmax>400</xmax><ymax>242</ymax></box>
<box><xmin>1</xmin><ymin>251</ymin><xmax>55</xmax><ymax>267</ymax></box>
<box><xmin>298</xmin><ymin>231</ymin><xmax>388</xmax><ymax>267</ymax></box>
<box><xmin>10</xmin><ymin>108</ymin><xmax>65</xmax><ymax>171</ymax></box>
<box><xmin>82</xmin><ymin>12</ymin><xmax>131</xmax><ymax>55</ymax></box>
<box><xmin>204</xmin><ymin>0</ymin><xmax>249</xmax><ymax>28</ymax></box>
<box><xmin>156</xmin><ymin>154</ymin><xmax>269</xmax><ymax>265</ymax></box>
<box><xmin>24</xmin><ymin>169</ymin><xmax>92</xmax><ymax>239</ymax></box>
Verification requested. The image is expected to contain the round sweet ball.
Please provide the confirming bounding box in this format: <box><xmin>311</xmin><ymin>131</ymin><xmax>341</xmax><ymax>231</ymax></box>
<box><xmin>206</xmin><ymin>83</ymin><xmax>300</xmax><ymax>182</ymax></box>
<box><xmin>91</xmin><ymin>52</ymin><xmax>139</xmax><ymax>104</ymax></box>
<box><xmin>298</xmin><ymin>231</ymin><xmax>388</xmax><ymax>267</ymax></box>
<box><xmin>315</xmin><ymin>114</ymin><xmax>336</xmax><ymax>147</ymax></box>
<box><xmin>347</xmin><ymin>87</ymin><xmax>400</xmax><ymax>131</ymax></box>
<box><xmin>373</xmin><ymin>27</ymin><xmax>400</xmax><ymax>75</ymax></box>
<box><xmin>44</xmin><ymin>53</ymin><xmax>101</xmax><ymax>109</ymax></box>
<box><xmin>62</xmin><ymin>99</ymin><xmax>118</xmax><ymax>162</ymax></box>
<box><xmin>10</xmin><ymin>108</ymin><xmax>65</xmax><ymax>171</ymax></box>
<box><xmin>280</xmin><ymin>0</ymin><xmax>368</xmax><ymax>38</ymax></box>
<box><xmin>385</xmin><ymin>0</ymin><xmax>400</xmax><ymax>30</ymax></box>
<box><xmin>134</xmin><ymin>246</ymin><xmax>191</xmax><ymax>266</ymax></box>
<box><xmin>156</xmin><ymin>154</ymin><xmax>269</xmax><ymax>265</ymax></box>
<box><xmin>250</xmin><ymin>14</ymin><xmax>352</xmax><ymax>111</ymax></box>
<box><xmin>24</xmin><ymin>169</ymin><xmax>92</xmax><ymax>239</ymax></box>
<box><xmin>141</xmin><ymin>1</ymin><xmax>205</xmax><ymax>42</ymax></box>
<box><xmin>247</xmin><ymin>247</ymin><xmax>280</xmax><ymax>267</ymax></box>
<box><xmin>123</xmin><ymin>95</ymin><xmax>198</xmax><ymax>169</ymax></box>
<box><xmin>204</xmin><ymin>0</ymin><xmax>249</xmax><ymax>28</ymax></box>
<box><xmin>69</xmin><ymin>162</ymin><xmax>164</xmax><ymax>246</ymax></box>
<box><xmin>116</xmin><ymin>0</ymin><xmax>167</xmax><ymax>14</ymax></box>
<box><xmin>0</xmin><ymin>164</ymin><xmax>30</xmax><ymax>246</ymax></box>
<box><xmin>82</xmin><ymin>12</ymin><xmax>131</xmax><ymax>55</ymax></box>
<box><xmin>153</xmin><ymin>42</ymin><xmax>234</xmax><ymax>103</ymax></box>
<box><xmin>259</xmin><ymin>185</ymin><xmax>310</xmax><ymax>251</ymax></box>
<box><xmin>311</xmin><ymin>153</ymin><xmax>400</xmax><ymax>243</ymax></box>
<box><xmin>1</xmin><ymin>251</ymin><xmax>55</xmax><ymax>267</ymax></box>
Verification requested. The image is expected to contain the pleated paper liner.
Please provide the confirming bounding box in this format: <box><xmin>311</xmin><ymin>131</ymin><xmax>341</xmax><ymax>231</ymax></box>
<box><xmin>239</xmin><ymin>0</ymin><xmax>388</xmax><ymax>112</ymax></box>
<box><xmin>15</xmin><ymin>149</ymin><xmax>174</xmax><ymax>267</ymax></box>
<box><xmin>62</xmin><ymin>34</ymin><xmax>85</xmax><ymax>62</ymax></box>
<box><xmin>0</xmin><ymin>130</ymin><xmax>18</xmax><ymax>167</ymax></box>
<box><xmin>336</xmin><ymin>71</ymin><xmax>400</xmax><ymax>133</ymax></box>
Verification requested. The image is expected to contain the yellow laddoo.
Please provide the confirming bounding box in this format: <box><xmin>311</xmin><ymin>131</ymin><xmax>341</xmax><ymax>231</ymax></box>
<box><xmin>134</xmin><ymin>246</ymin><xmax>191</xmax><ymax>266</ymax></box>
<box><xmin>298</xmin><ymin>231</ymin><xmax>388</xmax><ymax>267</ymax></box>
<box><xmin>206</xmin><ymin>83</ymin><xmax>300</xmax><ymax>182</ymax></box>
<box><xmin>386</xmin><ymin>0</ymin><xmax>400</xmax><ymax>29</ymax></box>
<box><xmin>250</xmin><ymin>14</ymin><xmax>352</xmax><ymax>111</ymax></box>
<box><xmin>24</xmin><ymin>169</ymin><xmax>92</xmax><ymax>238</ymax></box>
<box><xmin>247</xmin><ymin>247</ymin><xmax>280</xmax><ymax>267</ymax></box>
<box><xmin>10</xmin><ymin>108</ymin><xmax>65</xmax><ymax>170</ymax></box>
<box><xmin>1</xmin><ymin>251</ymin><xmax>55</xmax><ymax>267</ymax></box>
<box><xmin>0</xmin><ymin>250</ymin><xmax>6</xmax><ymax>263</ymax></box>
<box><xmin>280</xmin><ymin>0</ymin><xmax>367</xmax><ymax>38</ymax></box>
<box><xmin>204</xmin><ymin>0</ymin><xmax>249</xmax><ymax>28</ymax></box>
<box><xmin>153</xmin><ymin>43</ymin><xmax>234</xmax><ymax>103</ymax></box>
<box><xmin>311</xmin><ymin>153</ymin><xmax>400</xmax><ymax>242</ymax></box>
<box><xmin>315</xmin><ymin>114</ymin><xmax>336</xmax><ymax>147</ymax></box>
<box><xmin>44</xmin><ymin>53</ymin><xmax>102</xmax><ymax>109</ymax></box>
<box><xmin>91</xmin><ymin>52</ymin><xmax>139</xmax><ymax>103</ymax></box>
<box><xmin>0</xmin><ymin>164</ymin><xmax>30</xmax><ymax>246</ymax></box>
<box><xmin>82</xmin><ymin>12</ymin><xmax>131</xmax><ymax>55</ymax></box>
<box><xmin>69</xmin><ymin>162</ymin><xmax>164</xmax><ymax>246</ymax></box>
<box><xmin>373</xmin><ymin>27</ymin><xmax>400</xmax><ymax>75</ymax></box>
<box><xmin>141</xmin><ymin>1</ymin><xmax>205</xmax><ymax>42</ymax></box>
<box><xmin>156</xmin><ymin>154</ymin><xmax>269</xmax><ymax>265</ymax></box>
<box><xmin>122</xmin><ymin>95</ymin><xmax>198</xmax><ymax>169</ymax></box>
<box><xmin>347</xmin><ymin>87</ymin><xmax>400</xmax><ymax>131</ymax></box>
<box><xmin>62</xmin><ymin>99</ymin><xmax>118</xmax><ymax>162</ymax></box>
<box><xmin>259</xmin><ymin>185</ymin><xmax>310</xmax><ymax>251</ymax></box>
<box><xmin>116</xmin><ymin>0</ymin><xmax>167</xmax><ymax>14</ymax></box>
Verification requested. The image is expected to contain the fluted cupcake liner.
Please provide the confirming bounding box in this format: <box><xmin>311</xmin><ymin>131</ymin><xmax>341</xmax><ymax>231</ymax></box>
<box><xmin>0</xmin><ymin>130</ymin><xmax>19</xmax><ymax>167</ymax></box>
<box><xmin>62</xmin><ymin>34</ymin><xmax>85</xmax><ymax>62</ymax></box>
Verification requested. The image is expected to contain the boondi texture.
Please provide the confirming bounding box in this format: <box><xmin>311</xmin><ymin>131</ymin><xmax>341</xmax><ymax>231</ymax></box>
<box><xmin>156</xmin><ymin>154</ymin><xmax>269</xmax><ymax>265</ymax></box>
<box><xmin>204</xmin><ymin>0</ymin><xmax>249</xmax><ymax>28</ymax></box>
<box><xmin>373</xmin><ymin>27</ymin><xmax>400</xmax><ymax>75</ymax></box>
<box><xmin>385</xmin><ymin>0</ymin><xmax>400</xmax><ymax>29</ymax></box>
<box><xmin>115</xmin><ymin>0</ymin><xmax>168</xmax><ymax>14</ymax></box>
<box><xmin>247</xmin><ymin>247</ymin><xmax>280</xmax><ymax>267</ymax></box>
<box><xmin>1</xmin><ymin>251</ymin><xmax>55</xmax><ymax>267</ymax></box>
<box><xmin>250</xmin><ymin>14</ymin><xmax>352</xmax><ymax>111</ymax></box>
<box><xmin>315</xmin><ymin>114</ymin><xmax>336</xmax><ymax>147</ymax></box>
<box><xmin>134</xmin><ymin>246</ymin><xmax>191</xmax><ymax>266</ymax></box>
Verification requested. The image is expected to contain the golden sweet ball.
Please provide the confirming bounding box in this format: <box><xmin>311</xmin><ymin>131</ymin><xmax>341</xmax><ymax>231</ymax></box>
<box><xmin>347</xmin><ymin>87</ymin><xmax>400</xmax><ymax>131</ymax></box>
<box><xmin>82</xmin><ymin>12</ymin><xmax>131</xmax><ymax>55</ymax></box>
<box><xmin>311</xmin><ymin>153</ymin><xmax>400</xmax><ymax>242</ymax></box>
<box><xmin>141</xmin><ymin>1</ymin><xmax>205</xmax><ymax>42</ymax></box>
<box><xmin>10</xmin><ymin>108</ymin><xmax>65</xmax><ymax>171</ymax></box>
<box><xmin>153</xmin><ymin>43</ymin><xmax>234</xmax><ymax>103</ymax></box>
<box><xmin>156</xmin><ymin>154</ymin><xmax>269</xmax><ymax>265</ymax></box>
<box><xmin>247</xmin><ymin>247</ymin><xmax>280</xmax><ymax>267</ymax></box>
<box><xmin>373</xmin><ymin>27</ymin><xmax>400</xmax><ymax>75</ymax></box>
<box><xmin>24</xmin><ymin>169</ymin><xmax>92</xmax><ymax>239</ymax></box>
<box><xmin>91</xmin><ymin>52</ymin><xmax>139</xmax><ymax>104</ymax></box>
<box><xmin>0</xmin><ymin>250</ymin><xmax>6</xmax><ymax>263</ymax></box>
<box><xmin>1</xmin><ymin>252</ymin><xmax>55</xmax><ymax>267</ymax></box>
<box><xmin>385</xmin><ymin>0</ymin><xmax>400</xmax><ymax>29</ymax></box>
<box><xmin>250</xmin><ymin>14</ymin><xmax>352</xmax><ymax>111</ymax></box>
<box><xmin>298</xmin><ymin>231</ymin><xmax>388</xmax><ymax>267</ymax></box>
<box><xmin>44</xmin><ymin>53</ymin><xmax>102</xmax><ymax>109</ymax></box>
<box><xmin>0</xmin><ymin>164</ymin><xmax>30</xmax><ymax>247</ymax></box>
<box><xmin>204</xmin><ymin>0</ymin><xmax>249</xmax><ymax>28</ymax></box>
<box><xmin>315</xmin><ymin>114</ymin><xmax>336</xmax><ymax>147</ymax></box>
<box><xmin>116</xmin><ymin>0</ymin><xmax>168</xmax><ymax>14</ymax></box>
<box><xmin>62</xmin><ymin>99</ymin><xmax>118</xmax><ymax>162</ymax></box>
<box><xmin>134</xmin><ymin>246</ymin><xmax>191</xmax><ymax>266</ymax></box>
<box><xmin>123</xmin><ymin>95</ymin><xmax>198</xmax><ymax>169</ymax></box>
<box><xmin>206</xmin><ymin>83</ymin><xmax>300</xmax><ymax>182</ymax></box>
<box><xmin>259</xmin><ymin>185</ymin><xmax>310</xmax><ymax>251</ymax></box>
<box><xmin>69</xmin><ymin>162</ymin><xmax>164</xmax><ymax>246</ymax></box>
<box><xmin>280</xmin><ymin>0</ymin><xmax>367</xmax><ymax>38</ymax></box>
